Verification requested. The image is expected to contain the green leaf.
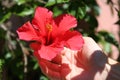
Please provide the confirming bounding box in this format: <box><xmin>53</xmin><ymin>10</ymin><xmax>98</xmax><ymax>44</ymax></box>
<box><xmin>0</xmin><ymin>12</ymin><xmax>11</xmax><ymax>24</ymax></box>
<box><xmin>45</xmin><ymin>0</ymin><xmax>56</xmax><ymax>7</ymax></box>
<box><xmin>78</xmin><ymin>7</ymin><xmax>86</xmax><ymax>19</ymax></box>
<box><xmin>53</xmin><ymin>6</ymin><xmax>63</xmax><ymax>17</ymax></box>
<box><xmin>40</xmin><ymin>76</ymin><xmax>48</xmax><ymax>80</ymax></box>
<box><xmin>17</xmin><ymin>8</ymin><xmax>34</xmax><ymax>16</ymax></box>
<box><xmin>100</xmin><ymin>40</ymin><xmax>112</xmax><ymax>53</ymax></box>
<box><xmin>57</xmin><ymin>0</ymin><xmax>69</xmax><ymax>3</ymax></box>
<box><xmin>104</xmin><ymin>42</ymin><xmax>111</xmax><ymax>53</ymax></box>
<box><xmin>0</xmin><ymin>28</ymin><xmax>6</xmax><ymax>39</ymax></box>
<box><xmin>85</xmin><ymin>14</ymin><xmax>98</xmax><ymax>30</ymax></box>
<box><xmin>45</xmin><ymin>0</ymin><xmax>69</xmax><ymax>7</ymax></box>
<box><xmin>0</xmin><ymin>59</ymin><xmax>4</xmax><ymax>80</ymax></box>
<box><xmin>98</xmin><ymin>31</ymin><xmax>119</xmax><ymax>48</ymax></box>
<box><xmin>15</xmin><ymin>0</ymin><xmax>27</xmax><ymax>5</ymax></box>
<box><xmin>33</xmin><ymin>62</ymin><xmax>39</xmax><ymax>70</ymax></box>
<box><xmin>5</xmin><ymin>52</ymin><xmax>12</xmax><ymax>59</ymax></box>
<box><xmin>0</xmin><ymin>59</ymin><xmax>4</xmax><ymax>72</ymax></box>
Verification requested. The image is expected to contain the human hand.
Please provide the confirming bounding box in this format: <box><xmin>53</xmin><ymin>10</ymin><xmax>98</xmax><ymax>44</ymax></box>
<box><xmin>39</xmin><ymin>37</ymin><xmax>109</xmax><ymax>80</ymax></box>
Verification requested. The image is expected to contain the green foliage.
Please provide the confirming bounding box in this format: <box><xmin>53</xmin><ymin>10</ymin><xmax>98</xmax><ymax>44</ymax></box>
<box><xmin>45</xmin><ymin>0</ymin><xmax>69</xmax><ymax>7</ymax></box>
<box><xmin>0</xmin><ymin>0</ymin><xmax>120</xmax><ymax>80</ymax></box>
<box><xmin>0</xmin><ymin>59</ymin><xmax>4</xmax><ymax>80</ymax></box>
<box><xmin>98</xmin><ymin>31</ymin><xmax>120</xmax><ymax>53</ymax></box>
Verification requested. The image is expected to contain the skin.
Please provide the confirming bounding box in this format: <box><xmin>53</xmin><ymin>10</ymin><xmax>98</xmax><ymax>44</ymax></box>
<box><xmin>39</xmin><ymin>37</ymin><xmax>120</xmax><ymax>80</ymax></box>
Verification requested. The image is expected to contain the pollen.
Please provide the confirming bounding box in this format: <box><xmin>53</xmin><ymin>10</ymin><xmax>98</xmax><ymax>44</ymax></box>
<box><xmin>46</xmin><ymin>23</ymin><xmax>52</xmax><ymax>31</ymax></box>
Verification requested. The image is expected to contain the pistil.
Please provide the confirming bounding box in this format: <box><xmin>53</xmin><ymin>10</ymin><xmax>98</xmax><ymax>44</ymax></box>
<box><xmin>46</xmin><ymin>23</ymin><xmax>53</xmax><ymax>45</ymax></box>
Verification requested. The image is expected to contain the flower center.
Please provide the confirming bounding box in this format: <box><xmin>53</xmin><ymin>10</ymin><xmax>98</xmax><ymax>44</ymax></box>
<box><xmin>46</xmin><ymin>23</ymin><xmax>53</xmax><ymax>45</ymax></box>
<box><xmin>46</xmin><ymin>23</ymin><xmax>52</xmax><ymax>31</ymax></box>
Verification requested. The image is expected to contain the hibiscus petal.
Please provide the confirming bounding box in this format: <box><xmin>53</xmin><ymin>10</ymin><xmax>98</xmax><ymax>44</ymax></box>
<box><xmin>54</xmin><ymin>14</ymin><xmax>77</xmax><ymax>34</ymax></box>
<box><xmin>17</xmin><ymin>21</ymin><xmax>38</xmax><ymax>41</ymax></box>
<box><xmin>62</xmin><ymin>31</ymin><xmax>84</xmax><ymax>50</ymax></box>
<box><xmin>30</xmin><ymin>42</ymin><xmax>41</xmax><ymax>51</ymax></box>
<box><xmin>38</xmin><ymin>45</ymin><xmax>63</xmax><ymax>61</ymax></box>
<box><xmin>32</xmin><ymin>7</ymin><xmax>53</xmax><ymax>36</ymax></box>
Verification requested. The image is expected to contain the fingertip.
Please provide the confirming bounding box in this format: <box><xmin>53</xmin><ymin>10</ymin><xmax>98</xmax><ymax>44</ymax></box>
<box><xmin>39</xmin><ymin>61</ymin><xmax>61</xmax><ymax>79</ymax></box>
<box><xmin>60</xmin><ymin>64</ymin><xmax>71</xmax><ymax>78</ymax></box>
<box><xmin>83</xmin><ymin>37</ymin><xmax>94</xmax><ymax>42</ymax></box>
<box><xmin>83</xmin><ymin>37</ymin><xmax>102</xmax><ymax>51</ymax></box>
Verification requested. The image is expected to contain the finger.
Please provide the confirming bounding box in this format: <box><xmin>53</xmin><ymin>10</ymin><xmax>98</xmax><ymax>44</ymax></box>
<box><xmin>39</xmin><ymin>59</ymin><xmax>61</xmax><ymax>72</ymax></box>
<box><xmin>82</xmin><ymin>37</ymin><xmax>102</xmax><ymax>55</ymax></box>
<box><xmin>61</xmin><ymin>47</ymin><xmax>77</xmax><ymax>64</ymax></box>
<box><xmin>77</xmin><ymin>37</ymin><xmax>102</xmax><ymax>61</ymax></box>
<box><xmin>78</xmin><ymin>37</ymin><xmax>107</xmax><ymax>68</ymax></box>
<box><xmin>39</xmin><ymin>61</ymin><xmax>61</xmax><ymax>80</ymax></box>
<box><xmin>60</xmin><ymin>64</ymin><xmax>71</xmax><ymax>77</ymax></box>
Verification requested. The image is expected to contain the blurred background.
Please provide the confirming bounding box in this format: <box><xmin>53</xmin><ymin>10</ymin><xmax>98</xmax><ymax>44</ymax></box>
<box><xmin>0</xmin><ymin>0</ymin><xmax>120</xmax><ymax>80</ymax></box>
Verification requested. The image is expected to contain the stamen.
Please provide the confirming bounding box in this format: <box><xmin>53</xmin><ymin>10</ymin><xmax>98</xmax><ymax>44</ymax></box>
<box><xmin>46</xmin><ymin>23</ymin><xmax>53</xmax><ymax>45</ymax></box>
<box><xmin>46</xmin><ymin>23</ymin><xmax>52</xmax><ymax>31</ymax></box>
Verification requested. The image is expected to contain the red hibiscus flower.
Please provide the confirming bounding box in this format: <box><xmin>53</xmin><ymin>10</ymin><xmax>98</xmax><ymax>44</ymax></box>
<box><xmin>17</xmin><ymin>7</ymin><xmax>84</xmax><ymax>61</ymax></box>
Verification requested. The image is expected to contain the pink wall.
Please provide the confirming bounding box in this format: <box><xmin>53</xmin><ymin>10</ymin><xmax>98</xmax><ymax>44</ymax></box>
<box><xmin>96</xmin><ymin>0</ymin><xmax>120</xmax><ymax>60</ymax></box>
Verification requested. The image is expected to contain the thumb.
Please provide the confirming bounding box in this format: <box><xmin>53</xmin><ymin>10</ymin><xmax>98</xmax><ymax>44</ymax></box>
<box><xmin>79</xmin><ymin>37</ymin><xmax>107</xmax><ymax>68</ymax></box>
